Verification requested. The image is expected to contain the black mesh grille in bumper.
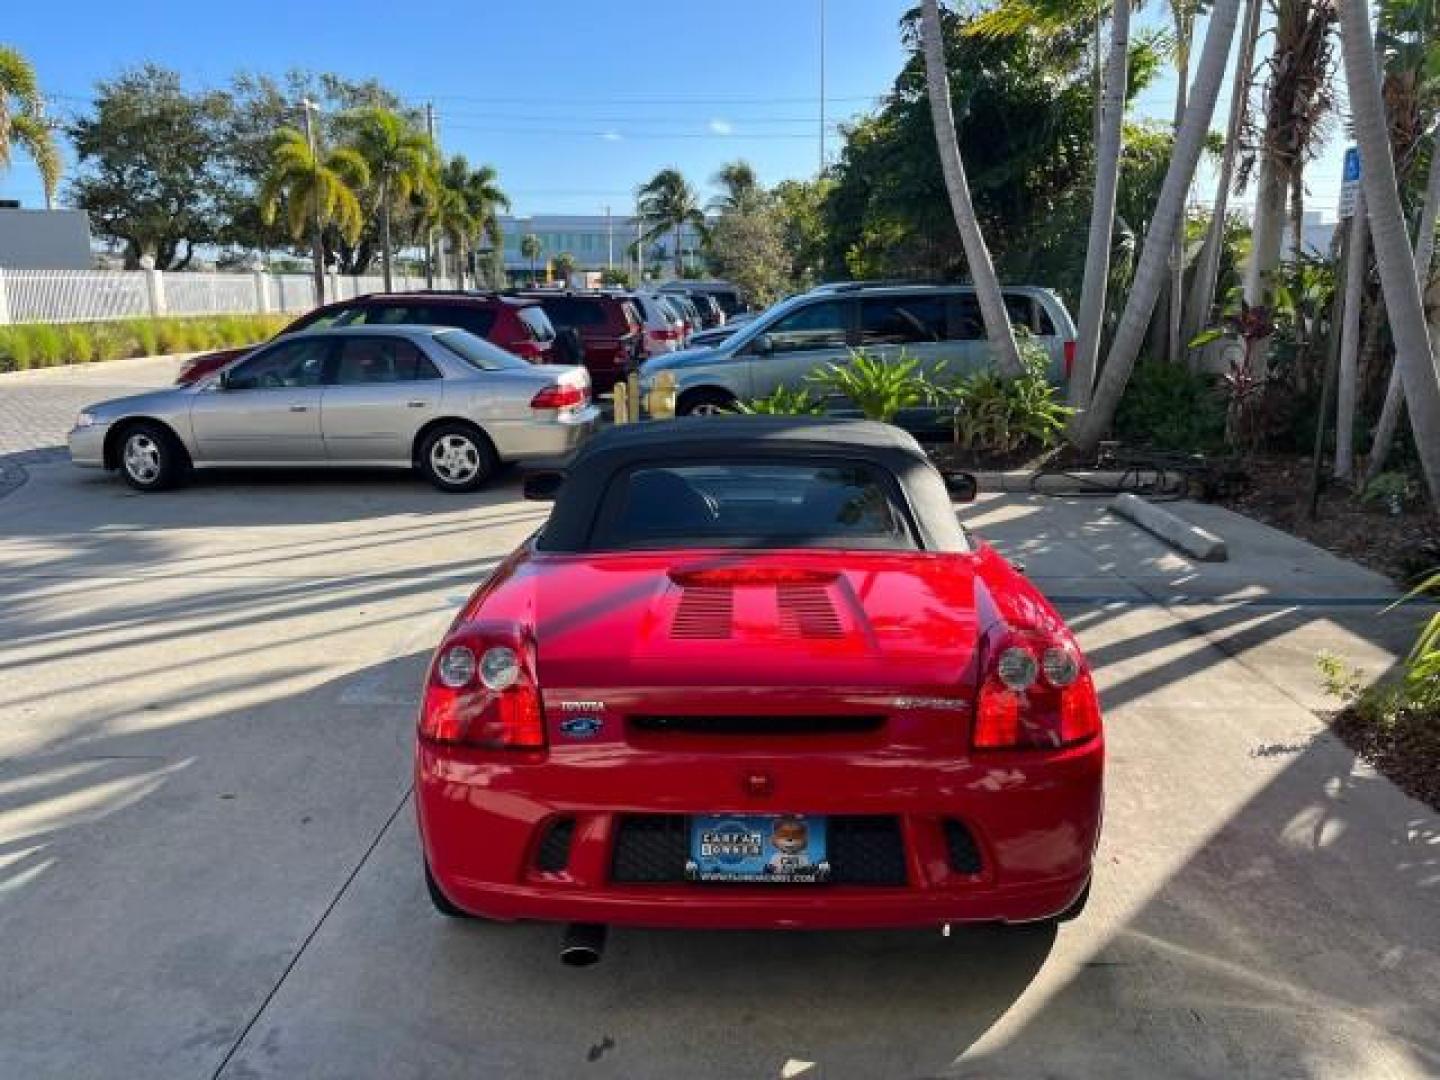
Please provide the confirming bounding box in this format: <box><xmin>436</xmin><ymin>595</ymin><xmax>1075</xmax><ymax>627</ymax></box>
<box><xmin>610</xmin><ymin>814</ymin><xmax>908</xmax><ymax>886</ymax></box>
<box><xmin>535</xmin><ymin>817</ymin><xmax>576</xmax><ymax>872</ymax></box>
<box><xmin>943</xmin><ymin>819</ymin><xmax>983</xmax><ymax>874</ymax></box>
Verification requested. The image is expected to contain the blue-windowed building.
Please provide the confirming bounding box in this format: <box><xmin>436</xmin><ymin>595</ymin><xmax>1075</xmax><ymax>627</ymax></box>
<box><xmin>496</xmin><ymin>214</ymin><xmax>706</xmax><ymax>279</ymax></box>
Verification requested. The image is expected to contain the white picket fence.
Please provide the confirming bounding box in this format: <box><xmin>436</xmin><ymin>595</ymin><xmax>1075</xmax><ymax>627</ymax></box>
<box><xmin>0</xmin><ymin>268</ymin><xmax>458</xmax><ymax>325</ymax></box>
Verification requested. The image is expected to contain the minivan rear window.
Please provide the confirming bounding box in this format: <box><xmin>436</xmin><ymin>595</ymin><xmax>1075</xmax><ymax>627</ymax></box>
<box><xmin>517</xmin><ymin>305</ymin><xmax>556</xmax><ymax>342</ymax></box>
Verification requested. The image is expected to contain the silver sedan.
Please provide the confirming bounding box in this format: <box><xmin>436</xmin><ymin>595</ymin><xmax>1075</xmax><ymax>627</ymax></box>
<box><xmin>69</xmin><ymin>325</ymin><xmax>599</xmax><ymax>492</ymax></box>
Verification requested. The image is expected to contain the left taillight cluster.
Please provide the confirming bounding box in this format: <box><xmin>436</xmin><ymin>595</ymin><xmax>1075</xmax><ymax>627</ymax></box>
<box><xmin>973</xmin><ymin>632</ymin><xmax>1100</xmax><ymax>751</ymax></box>
<box><xmin>530</xmin><ymin>381</ymin><xmax>590</xmax><ymax>410</ymax></box>
<box><xmin>419</xmin><ymin>631</ymin><xmax>546</xmax><ymax>750</ymax></box>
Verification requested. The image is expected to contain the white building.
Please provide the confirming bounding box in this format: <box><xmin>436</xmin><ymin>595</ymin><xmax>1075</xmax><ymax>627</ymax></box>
<box><xmin>0</xmin><ymin>207</ymin><xmax>93</xmax><ymax>270</ymax></box>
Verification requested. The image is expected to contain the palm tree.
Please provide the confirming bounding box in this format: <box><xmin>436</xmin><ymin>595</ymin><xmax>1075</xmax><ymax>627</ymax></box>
<box><xmin>1164</xmin><ymin>0</ymin><xmax>1199</xmax><ymax>365</ymax></box>
<box><xmin>0</xmin><ymin>46</ymin><xmax>62</xmax><ymax>208</ymax></box>
<box><xmin>554</xmin><ymin>251</ymin><xmax>577</xmax><ymax>284</ymax></box>
<box><xmin>710</xmin><ymin>160</ymin><xmax>764</xmax><ymax>214</ymax></box>
<box><xmin>1071</xmin><ymin>0</ymin><xmax>1133</xmax><ymax>416</ymax></box>
<box><xmin>425</xmin><ymin>158</ymin><xmax>477</xmax><ymax>287</ymax></box>
<box><xmin>521</xmin><ymin>233</ymin><xmax>543</xmax><ymax>283</ymax></box>
<box><xmin>636</xmin><ymin>168</ymin><xmax>706</xmax><ymax>278</ymax></box>
<box><xmin>349</xmin><ymin>107</ymin><xmax>436</xmax><ymax>291</ymax></box>
<box><xmin>919</xmin><ymin>0</ymin><xmax>1023</xmax><ymax>377</ymax></box>
<box><xmin>1241</xmin><ymin>0</ymin><xmax>1339</xmax><ymax>313</ymax></box>
<box><xmin>259</xmin><ymin>127</ymin><xmax>370</xmax><ymax>304</ymax></box>
<box><xmin>1338</xmin><ymin>0</ymin><xmax>1440</xmax><ymax>504</ymax></box>
<box><xmin>1072</xmin><ymin>0</ymin><xmax>1244</xmax><ymax>453</ymax></box>
<box><xmin>1185</xmin><ymin>0</ymin><xmax>1265</xmax><ymax>345</ymax></box>
<box><xmin>457</xmin><ymin>163</ymin><xmax>508</xmax><ymax>286</ymax></box>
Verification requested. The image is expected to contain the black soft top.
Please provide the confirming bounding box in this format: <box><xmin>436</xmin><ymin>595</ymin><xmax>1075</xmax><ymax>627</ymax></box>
<box><xmin>535</xmin><ymin>416</ymin><xmax>970</xmax><ymax>553</ymax></box>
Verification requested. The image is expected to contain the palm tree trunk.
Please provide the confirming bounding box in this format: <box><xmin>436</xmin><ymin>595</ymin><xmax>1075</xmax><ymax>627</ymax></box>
<box><xmin>1364</xmin><ymin>132</ymin><xmax>1440</xmax><ymax>484</ymax></box>
<box><xmin>1339</xmin><ymin>0</ymin><xmax>1440</xmax><ymax>504</ymax></box>
<box><xmin>1186</xmin><ymin>0</ymin><xmax>1263</xmax><ymax>349</ymax></box>
<box><xmin>1167</xmin><ymin>29</ymin><xmax>1190</xmax><ymax>366</ymax></box>
<box><xmin>380</xmin><ymin>177</ymin><xmax>394</xmax><ymax>292</ymax></box>
<box><xmin>1070</xmin><ymin>0</ymin><xmax>1132</xmax><ymax>418</ymax></box>
<box><xmin>1334</xmin><ymin>191</ymin><xmax>1369</xmax><ymax>480</ymax></box>
<box><xmin>920</xmin><ymin>0</ymin><xmax>1024</xmax><ymax>377</ymax></box>
<box><xmin>1072</xmin><ymin>0</ymin><xmax>1243</xmax><ymax>453</ymax></box>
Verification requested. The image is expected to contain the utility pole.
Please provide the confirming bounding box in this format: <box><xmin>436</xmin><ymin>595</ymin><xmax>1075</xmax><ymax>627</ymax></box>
<box><xmin>425</xmin><ymin>101</ymin><xmax>438</xmax><ymax>289</ymax></box>
<box><xmin>301</xmin><ymin>98</ymin><xmax>325</xmax><ymax>306</ymax></box>
<box><xmin>819</xmin><ymin>0</ymin><xmax>827</xmax><ymax>173</ymax></box>
<box><xmin>605</xmin><ymin>205</ymin><xmax>613</xmax><ymax>271</ymax></box>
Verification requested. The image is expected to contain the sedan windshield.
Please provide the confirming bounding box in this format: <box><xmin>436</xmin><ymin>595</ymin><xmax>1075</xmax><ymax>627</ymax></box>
<box><xmin>433</xmin><ymin>329</ymin><xmax>529</xmax><ymax>371</ymax></box>
<box><xmin>590</xmin><ymin>461</ymin><xmax>917</xmax><ymax>551</ymax></box>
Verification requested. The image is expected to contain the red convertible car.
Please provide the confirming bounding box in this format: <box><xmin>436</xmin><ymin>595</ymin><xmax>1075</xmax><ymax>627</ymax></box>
<box><xmin>416</xmin><ymin>418</ymin><xmax>1102</xmax><ymax>963</ymax></box>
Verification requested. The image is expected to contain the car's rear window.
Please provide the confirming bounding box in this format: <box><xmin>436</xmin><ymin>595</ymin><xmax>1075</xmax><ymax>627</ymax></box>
<box><xmin>516</xmin><ymin>305</ymin><xmax>556</xmax><ymax>342</ymax></box>
<box><xmin>589</xmin><ymin>461</ymin><xmax>917</xmax><ymax>551</ymax></box>
<box><xmin>432</xmin><ymin>329</ymin><xmax>529</xmax><ymax>371</ymax></box>
<box><xmin>538</xmin><ymin>298</ymin><xmax>606</xmax><ymax>327</ymax></box>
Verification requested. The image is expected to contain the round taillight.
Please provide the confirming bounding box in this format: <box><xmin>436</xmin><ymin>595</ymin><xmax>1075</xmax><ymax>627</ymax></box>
<box><xmin>996</xmin><ymin>646</ymin><xmax>1039</xmax><ymax>691</ymax></box>
<box><xmin>437</xmin><ymin>645</ymin><xmax>477</xmax><ymax>689</ymax></box>
<box><xmin>479</xmin><ymin>646</ymin><xmax>521</xmax><ymax>691</ymax></box>
<box><xmin>1042</xmin><ymin>646</ymin><xmax>1080</xmax><ymax>688</ymax></box>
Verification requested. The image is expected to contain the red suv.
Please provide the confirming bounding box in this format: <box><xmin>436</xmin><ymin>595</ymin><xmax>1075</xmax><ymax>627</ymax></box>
<box><xmin>174</xmin><ymin>292</ymin><xmax>558</xmax><ymax>386</ymax></box>
<box><xmin>508</xmin><ymin>291</ymin><xmax>643</xmax><ymax>392</ymax></box>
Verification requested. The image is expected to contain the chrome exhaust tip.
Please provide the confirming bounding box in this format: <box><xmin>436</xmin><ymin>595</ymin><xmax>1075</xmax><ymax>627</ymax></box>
<box><xmin>559</xmin><ymin>923</ymin><xmax>607</xmax><ymax>967</ymax></box>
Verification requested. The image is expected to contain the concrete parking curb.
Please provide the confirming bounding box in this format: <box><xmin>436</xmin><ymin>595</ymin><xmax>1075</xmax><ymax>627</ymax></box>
<box><xmin>1109</xmin><ymin>491</ymin><xmax>1229</xmax><ymax>562</ymax></box>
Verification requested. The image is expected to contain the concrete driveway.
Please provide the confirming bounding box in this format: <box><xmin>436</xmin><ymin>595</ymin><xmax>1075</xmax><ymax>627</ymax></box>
<box><xmin>0</xmin><ymin>360</ymin><xmax>1436</xmax><ymax>1078</ymax></box>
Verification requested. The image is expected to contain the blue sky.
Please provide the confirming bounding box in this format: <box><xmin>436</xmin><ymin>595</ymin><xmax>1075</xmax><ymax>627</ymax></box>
<box><xmin>2</xmin><ymin>0</ymin><xmax>1347</xmax><ymax>222</ymax></box>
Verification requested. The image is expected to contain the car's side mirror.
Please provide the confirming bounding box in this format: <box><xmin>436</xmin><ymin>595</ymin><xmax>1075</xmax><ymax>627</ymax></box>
<box><xmin>752</xmin><ymin>334</ymin><xmax>774</xmax><ymax>356</ymax></box>
<box><xmin>942</xmin><ymin>470</ymin><xmax>979</xmax><ymax>503</ymax></box>
<box><xmin>522</xmin><ymin>470</ymin><xmax>566</xmax><ymax>501</ymax></box>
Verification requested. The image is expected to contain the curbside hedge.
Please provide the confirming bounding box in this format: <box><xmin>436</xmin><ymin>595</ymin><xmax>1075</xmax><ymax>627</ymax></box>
<box><xmin>0</xmin><ymin>314</ymin><xmax>292</xmax><ymax>373</ymax></box>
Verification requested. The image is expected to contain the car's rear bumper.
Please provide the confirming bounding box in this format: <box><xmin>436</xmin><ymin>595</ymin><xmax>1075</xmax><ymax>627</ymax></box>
<box><xmin>416</xmin><ymin>740</ymin><xmax>1102</xmax><ymax>929</ymax></box>
<box><xmin>491</xmin><ymin>405</ymin><xmax>600</xmax><ymax>461</ymax></box>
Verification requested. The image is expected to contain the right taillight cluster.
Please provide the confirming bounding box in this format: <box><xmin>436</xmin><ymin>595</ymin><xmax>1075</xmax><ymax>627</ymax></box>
<box><xmin>974</xmin><ymin>634</ymin><xmax>1100</xmax><ymax>750</ymax></box>
<box><xmin>419</xmin><ymin>630</ymin><xmax>546</xmax><ymax>750</ymax></box>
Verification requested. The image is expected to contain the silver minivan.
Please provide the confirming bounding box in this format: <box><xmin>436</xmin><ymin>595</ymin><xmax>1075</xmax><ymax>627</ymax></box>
<box><xmin>638</xmin><ymin>283</ymin><xmax>1077</xmax><ymax>419</ymax></box>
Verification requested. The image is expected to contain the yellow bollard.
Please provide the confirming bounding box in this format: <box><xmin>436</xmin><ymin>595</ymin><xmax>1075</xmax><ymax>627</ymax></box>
<box><xmin>647</xmin><ymin>372</ymin><xmax>678</xmax><ymax>420</ymax></box>
<box><xmin>612</xmin><ymin>382</ymin><xmax>629</xmax><ymax>425</ymax></box>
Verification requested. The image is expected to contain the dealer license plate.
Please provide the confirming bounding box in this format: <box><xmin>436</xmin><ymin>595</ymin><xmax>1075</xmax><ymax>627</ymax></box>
<box><xmin>687</xmin><ymin>814</ymin><xmax>829</xmax><ymax>883</ymax></box>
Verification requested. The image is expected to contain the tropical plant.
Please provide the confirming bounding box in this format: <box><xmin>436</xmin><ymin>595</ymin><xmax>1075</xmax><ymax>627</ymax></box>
<box><xmin>636</xmin><ymin>168</ymin><xmax>706</xmax><ymax>277</ymax></box>
<box><xmin>348</xmin><ymin>107</ymin><xmax>436</xmax><ymax>291</ymax></box>
<box><xmin>733</xmin><ymin>385</ymin><xmax>828</xmax><ymax>416</ymax></box>
<box><xmin>932</xmin><ymin>337</ymin><xmax>1071</xmax><ymax>452</ymax></box>
<box><xmin>600</xmin><ymin>267</ymin><xmax>634</xmax><ymax>288</ymax></box>
<box><xmin>1114</xmin><ymin>359</ymin><xmax>1227</xmax><ymax>451</ymax></box>
<box><xmin>808</xmin><ymin>349</ymin><xmax>928</xmax><ymax>423</ymax></box>
<box><xmin>258</xmin><ymin>126</ymin><xmax>369</xmax><ymax>303</ymax></box>
<box><xmin>0</xmin><ymin>46</ymin><xmax>61</xmax><ymax>207</ymax></box>
<box><xmin>553</xmin><ymin>251</ymin><xmax>577</xmax><ymax>282</ymax></box>
<box><xmin>710</xmin><ymin>160</ymin><xmax>765</xmax><ymax>214</ymax></box>
<box><xmin>1338</xmin><ymin>0</ymin><xmax>1440</xmax><ymax>505</ymax></box>
<box><xmin>520</xmin><ymin>233</ymin><xmax>543</xmax><ymax>283</ymax></box>
<box><xmin>917</xmin><ymin>0</ymin><xmax>1023</xmax><ymax>377</ymax></box>
<box><xmin>1071</xmin><ymin>0</ymin><xmax>1245</xmax><ymax>454</ymax></box>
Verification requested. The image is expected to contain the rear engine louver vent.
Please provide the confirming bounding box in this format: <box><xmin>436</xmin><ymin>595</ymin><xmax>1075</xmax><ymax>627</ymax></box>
<box><xmin>671</xmin><ymin>586</ymin><xmax>734</xmax><ymax>639</ymax></box>
<box><xmin>777</xmin><ymin>583</ymin><xmax>843</xmax><ymax>639</ymax></box>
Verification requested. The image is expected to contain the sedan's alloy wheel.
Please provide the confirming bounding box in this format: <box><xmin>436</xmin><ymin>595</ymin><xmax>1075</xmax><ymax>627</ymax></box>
<box><xmin>430</xmin><ymin>434</ymin><xmax>481</xmax><ymax>484</ymax></box>
<box><xmin>123</xmin><ymin>433</ymin><xmax>163</xmax><ymax>484</ymax></box>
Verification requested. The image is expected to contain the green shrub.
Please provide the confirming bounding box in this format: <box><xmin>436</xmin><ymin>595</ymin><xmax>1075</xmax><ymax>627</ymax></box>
<box><xmin>130</xmin><ymin>319</ymin><xmax>160</xmax><ymax>356</ymax></box>
<box><xmin>30</xmin><ymin>325</ymin><xmax>65</xmax><ymax>366</ymax></box>
<box><xmin>62</xmin><ymin>325</ymin><xmax>97</xmax><ymax>364</ymax></box>
<box><xmin>90</xmin><ymin>323</ymin><xmax>130</xmax><ymax>362</ymax></box>
<box><xmin>734</xmin><ymin>385</ymin><xmax>828</xmax><ymax>415</ymax></box>
<box><xmin>1114</xmin><ymin>360</ymin><xmax>1226</xmax><ymax>452</ymax></box>
<box><xmin>808</xmin><ymin>348</ymin><xmax>927</xmax><ymax>423</ymax></box>
<box><xmin>0</xmin><ymin>328</ymin><xmax>32</xmax><ymax>371</ymax></box>
<box><xmin>930</xmin><ymin>337</ymin><xmax>1071</xmax><ymax>454</ymax></box>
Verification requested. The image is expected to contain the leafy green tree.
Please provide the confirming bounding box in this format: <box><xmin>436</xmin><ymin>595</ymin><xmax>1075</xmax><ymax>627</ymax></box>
<box><xmin>521</xmin><ymin>233</ymin><xmax>543</xmax><ymax>282</ymax></box>
<box><xmin>707</xmin><ymin>205</ymin><xmax>788</xmax><ymax>306</ymax></box>
<box><xmin>68</xmin><ymin>65</ymin><xmax>232</xmax><ymax>268</ymax></box>
<box><xmin>0</xmin><ymin>46</ymin><xmax>61</xmax><ymax>207</ymax></box>
<box><xmin>554</xmin><ymin>251</ymin><xmax>577</xmax><ymax>282</ymax></box>
<box><xmin>258</xmin><ymin>127</ymin><xmax>369</xmax><ymax>301</ymax></box>
<box><xmin>347</xmin><ymin>107</ymin><xmax>436</xmax><ymax>290</ymax></box>
<box><xmin>772</xmin><ymin>177</ymin><xmax>832</xmax><ymax>289</ymax></box>
<box><xmin>636</xmin><ymin>168</ymin><xmax>707</xmax><ymax>277</ymax></box>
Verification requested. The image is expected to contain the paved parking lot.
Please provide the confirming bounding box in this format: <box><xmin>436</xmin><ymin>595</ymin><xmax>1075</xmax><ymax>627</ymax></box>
<box><xmin>1</xmin><ymin>359</ymin><xmax>1437</xmax><ymax>1078</ymax></box>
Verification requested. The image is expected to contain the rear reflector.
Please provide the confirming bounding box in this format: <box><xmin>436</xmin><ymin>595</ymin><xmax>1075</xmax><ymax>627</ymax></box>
<box><xmin>1063</xmin><ymin>339</ymin><xmax>1076</xmax><ymax>379</ymax></box>
<box><xmin>530</xmin><ymin>383</ymin><xmax>589</xmax><ymax>409</ymax></box>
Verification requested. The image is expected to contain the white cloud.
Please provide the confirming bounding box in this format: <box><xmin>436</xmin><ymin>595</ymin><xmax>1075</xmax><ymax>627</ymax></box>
<box><xmin>600</xmin><ymin>130</ymin><xmax>622</xmax><ymax>142</ymax></box>
<box><xmin>708</xmin><ymin>118</ymin><xmax>733</xmax><ymax>135</ymax></box>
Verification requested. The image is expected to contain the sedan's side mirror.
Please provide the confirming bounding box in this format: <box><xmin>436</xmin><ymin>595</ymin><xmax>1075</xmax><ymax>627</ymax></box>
<box><xmin>751</xmin><ymin>333</ymin><xmax>775</xmax><ymax>356</ymax></box>
<box><xmin>522</xmin><ymin>470</ymin><xmax>566</xmax><ymax>501</ymax></box>
<box><xmin>942</xmin><ymin>470</ymin><xmax>978</xmax><ymax>503</ymax></box>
